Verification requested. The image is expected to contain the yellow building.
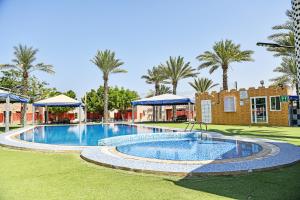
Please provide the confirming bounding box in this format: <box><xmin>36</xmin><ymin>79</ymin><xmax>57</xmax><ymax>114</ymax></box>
<box><xmin>195</xmin><ymin>86</ymin><xmax>295</xmax><ymax>126</ymax></box>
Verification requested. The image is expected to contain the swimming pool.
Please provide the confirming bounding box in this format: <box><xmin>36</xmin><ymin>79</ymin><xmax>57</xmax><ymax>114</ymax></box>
<box><xmin>17</xmin><ymin>124</ymin><xmax>171</xmax><ymax>146</ymax></box>
<box><xmin>117</xmin><ymin>138</ymin><xmax>262</xmax><ymax>161</ymax></box>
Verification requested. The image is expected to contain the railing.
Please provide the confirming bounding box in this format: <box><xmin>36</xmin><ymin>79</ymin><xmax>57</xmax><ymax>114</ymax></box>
<box><xmin>184</xmin><ymin>121</ymin><xmax>208</xmax><ymax>132</ymax></box>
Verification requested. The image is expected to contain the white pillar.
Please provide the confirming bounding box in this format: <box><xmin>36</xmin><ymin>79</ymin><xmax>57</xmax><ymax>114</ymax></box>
<box><xmin>85</xmin><ymin>94</ymin><xmax>87</xmax><ymax>124</ymax></box>
<box><xmin>79</xmin><ymin>106</ymin><xmax>82</xmax><ymax>124</ymax></box>
<box><xmin>45</xmin><ymin>106</ymin><xmax>48</xmax><ymax>124</ymax></box>
<box><xmin>292</xmin><ymin>0</ymin><xmax>300</xmax><ymax>96</ymax></box>
<box><xmin>164</xmin><ymin>106</ymin><xmax>167</xmax><ymax>121</ymax></box>
<box><xmin>188</xmin><ymin>102</ymin><xmax>191</xmax><ymax>122</ymax></box>
<box><xmin>5</xmin><ymin>96</ymin><xmax>10</xmax><ymax>132</ymax></box>
<box><xmin>32</xmin><ymin>105</ymin><xmax>35</xmax><ymax>125</ymax></box>
<box><xmin>132</xmin><ymin>106</ymin><xmax>135</xmax><ymax>124</ymax></box>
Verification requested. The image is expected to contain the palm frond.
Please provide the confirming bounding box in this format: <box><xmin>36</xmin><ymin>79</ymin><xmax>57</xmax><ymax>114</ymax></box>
<box><xmin>91</xmin><ymin>49</ymin><xmax>126</xmax><ymax>77</ymax></box>
<box><xmin>270</xmin><ymin>56</ymin><xmax>297</xmax><ymax>88</ymax></box>
<box><xmin>189</xmin><ymin>77</ymin><xmax>219</xmax><ymax>93</ymax></box>
<box><xmin>30</xmin><ymin>63</ymin><xmax>55</xmax><ymax>74</ymax></box>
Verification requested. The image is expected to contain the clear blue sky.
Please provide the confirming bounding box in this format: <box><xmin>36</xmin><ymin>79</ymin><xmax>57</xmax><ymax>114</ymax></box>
<box><xmin>0</xmin><ymin>0</ymin><xmax>291</xmax><ymax>98</ymax></box>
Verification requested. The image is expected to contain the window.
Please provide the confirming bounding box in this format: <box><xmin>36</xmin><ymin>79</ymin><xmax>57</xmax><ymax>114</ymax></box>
<box><xmin>270</xmin><ymin>96</ymin><xmax>281</xmax><ymax>111</ymax></box>
<box><xmin>224</xmin><ymin>96</ymin><xmax>236</xmax><ymax>112</ymax></box>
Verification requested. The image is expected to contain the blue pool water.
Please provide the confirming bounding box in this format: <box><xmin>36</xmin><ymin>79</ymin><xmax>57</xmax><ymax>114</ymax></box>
<box><xmin>117</xmin><ymin>138</ymin><xmax>262</xmax><ymax>161</ymax></box>
<box><xmin>18</xmin><ymin>124</ymin><xmax>170</xmax><ymax>146</ymax></box>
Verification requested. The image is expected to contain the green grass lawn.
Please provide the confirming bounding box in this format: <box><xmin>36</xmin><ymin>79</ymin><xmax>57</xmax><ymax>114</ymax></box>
<box><xmin>0</xmin><ymin>125</ymin><xmax>21</xmax><ymax>133</ymax></box>
<box><xmin>0</xmin><ymin>124</ymin><xmax>300</xmax><ymax>200</ymax></box>
<box><xmin>147</xmin><ymin>123</ymin><xmax>300</xmax><ymax>145</ymax></box>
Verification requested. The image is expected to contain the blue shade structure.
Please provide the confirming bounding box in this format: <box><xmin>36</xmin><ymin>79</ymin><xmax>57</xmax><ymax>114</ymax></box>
<box><xmin>0</xmin><ymin>89</ymin><xmax>29</xmax><ymax>132</ymax></box>
<box><xmin>131</xmin><ymin>94</ymin><xmax>194</xmax><ymax>106</ymax></box>
<box><xmin>33</xmin><ymin>94</ymin><xmax>83</xmax><ymax>124</ymax></box>
<box><xmin>131</xmin><ymin>94</ymin><xmax>194</xmax><ymax>123</ymax></box>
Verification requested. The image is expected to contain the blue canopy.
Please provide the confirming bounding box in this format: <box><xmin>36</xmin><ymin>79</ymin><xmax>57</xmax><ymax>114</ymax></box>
<box><xmin>131</xmin><ymin>94</ymin><xmax>194</xmax><ymax>106</ymax></box>
<box><xmin>0</xmin><ymin>90</ymin><xmax>29</xmax><ymax>103</ymax></box>
<box><xmin>33</xmin><ymin>102</ymin><xmax>82</xmax><ymax>107</ymax></box>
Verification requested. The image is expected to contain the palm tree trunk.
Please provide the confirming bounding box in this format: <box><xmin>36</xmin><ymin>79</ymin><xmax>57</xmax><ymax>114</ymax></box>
<box><xmin>154</xmin><ymin>83</ymin><xmax>160</xmax><ymax>121</ymax></box>
<box><xmin>21</xmin><ymin>74</ymin><xmax>28</xmax><ymax>126</ymax></box>
<box><xmin>222</xmin><ymin>66</ymin><xmax>228</xmax><ymax>90</ymax></box>
<box><xmin>172</xmin><ymin>83</ymin><xmax>177</xmax><ymax>121</ymax></box>
<box><xmin>103</xmin><ymin>76</ymin><xmax>109</xmax><ymax>123</ymax></box>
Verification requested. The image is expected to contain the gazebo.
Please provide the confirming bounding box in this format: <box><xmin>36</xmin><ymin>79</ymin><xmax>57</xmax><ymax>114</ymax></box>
<box><xmin>0</xmin><ymin>89</ymin><xmax>29</xmax><ymax>132</ymax></box>
<box><xmin>33</xmin><ymin>94</ymin><xmax>83</xmax><ymax>124</ymax></box>
<box><xmin>131</xmin><ymin>94</ymin><xmax>194</xmax><ymax>123</ymax></box>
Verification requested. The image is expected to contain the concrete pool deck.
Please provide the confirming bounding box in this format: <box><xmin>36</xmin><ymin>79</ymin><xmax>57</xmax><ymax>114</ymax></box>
<box><xmin>0</xmin><ymin>124</ymin><xmax>178</xmax><ymax>152</ymax></box>
<box><xmin>81</xmin><ymin>132</ymin><xmax>300</xmax><ymax>176</ymax></box>
<box><xmin>1</xmin><ymin>124</ymin><xmax>300</xmax><ymax>175</ymax></box>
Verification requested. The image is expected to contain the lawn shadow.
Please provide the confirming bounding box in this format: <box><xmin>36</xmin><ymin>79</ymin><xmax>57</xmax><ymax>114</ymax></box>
<box><xmin>166</xmin><ymin>162</ymin><xmax>300</xmax><ymax>199</ymax></box>
<box><xmin>164</xmin><ymin>127</ymin><xmax>300</xmax><ymax>199</ymax></box>
<box><xmin>207</xmin><ymin>128</ymin><xmax>300</xmax><ymax>145</ymax></box>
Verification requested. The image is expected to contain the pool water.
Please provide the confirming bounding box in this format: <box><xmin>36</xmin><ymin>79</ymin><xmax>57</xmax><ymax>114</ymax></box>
<box><xmin>117</xmin><ymin>138</ymin><xmax>262</xmax><ymax>161</ymax></box>
<box><xmin>18</xmin><ymin>124</ymin><xmax>170</xmax><ymax>146</ymax></box>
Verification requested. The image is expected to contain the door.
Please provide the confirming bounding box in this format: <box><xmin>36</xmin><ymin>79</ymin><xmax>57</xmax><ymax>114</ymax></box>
<box><xmin>201</xmin><ymin>100</ymin><xmax>212</xmax><ymax>123</ymax></box>
<box><xmin>251</xmin><ymin>97</ymin><xmax>268</xmax><ymax>123</ymax></box>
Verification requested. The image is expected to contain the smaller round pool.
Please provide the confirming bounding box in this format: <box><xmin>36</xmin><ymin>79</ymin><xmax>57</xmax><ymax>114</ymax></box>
<box><xmin>116</xmin><ymin>138</ymin><xmax>262</xmax><ymax>161</ymax></box>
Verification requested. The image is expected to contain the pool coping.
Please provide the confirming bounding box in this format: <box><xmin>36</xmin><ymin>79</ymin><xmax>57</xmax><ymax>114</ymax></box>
<box><xmin>0</xmin><ymin>123</ymin><xmax>180</xmax><ymax>152</ymax></box>
<box><xmin>80</xmin><ymin>132</ymin><xmax>300</xmax><ymax>176</ymax></box>
<box><xmin>1</xmin><ymin>124</ymin><xmax>300</xmax><ymax>176</ymax></box>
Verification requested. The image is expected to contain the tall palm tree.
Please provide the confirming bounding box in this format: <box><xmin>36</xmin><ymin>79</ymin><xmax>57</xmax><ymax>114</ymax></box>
<box><xmin>162</xmin><ymin>56</ymin><xmax>198</xmax><ymax>120</ymax></box>
<box><xmin>146</xmin><ymin>85</ymin><xmax>172</xmax><ymax>98</ymax></box>
<box><xmin>141</xmin><ymin>66</ymin><xmax>166</xmax><ymax>121</ymax></box>
<box><xmin>0</xmin><ymin>44</ymin><xmax>54</xmax><ymax>125</ymax></box>
<box><xmin>157</xmin><ymin>85</ymin><xmax>172</xmax><ymax>95</ymax></box>
<box><xmin>268</xmin><ymin>31</ymin><xmax>295</xmax><ymax>57</ymax></box>
<box><xmin>264</xmin><ymin>9</ymin><xmax>296</xmax><ymax>57</ymax></box>
<box><xmin>91</xmin><ymin>50</ymin><xmax>127</xmax><ymax>123</ymax></box>
<box><xmin>141</xmin><ymin>66</ymin><xmax>166</xmax><ymax>95</ymax></box>
<box><xmin>270</xmin><ymin>56</ymin><xmax>298</xmax><ymax>93</ymax></box>
<box><xmin>189</xmin><ymin>77</ymin><xmax>219</xmax><ymax>93</ymax></box>
<box><xmin>266</xmin><ymin>9</ymin><xmax>298</xmax><ymax>95</ymax></box>
<box><xmin>197</xmin><ymin>40</ymin><xmax>253</xmax><ymax>90</ymax></box>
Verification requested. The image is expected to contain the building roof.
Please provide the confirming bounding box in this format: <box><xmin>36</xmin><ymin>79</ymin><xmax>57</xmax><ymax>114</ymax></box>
<box><xmin>0</xmin><ymin>89</ymin><xmax>29</xmax><ymax>103</ymax></box>
<box><xmin>131</xmin><ymin>94</ymin><xmax>194</xmax><ymax>106</ymax></box>
<box><xmin>33</xmin><ymin>94</ymin><xmax>82</xmax><ymax>107</ymax></box>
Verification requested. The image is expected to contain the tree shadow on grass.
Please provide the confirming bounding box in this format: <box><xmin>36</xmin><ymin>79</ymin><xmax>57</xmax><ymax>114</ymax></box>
<box><xmin>166</xmin><ymin>126</ymin><xmax>300</xmax><ymax>199</ymax></box>
<box><xmin>167</xmin><ymin>163</ymin><xmax>300</xmax><ymax>199</ymax></box>
<box><xmin>207</xmin><ymin>128</ymin><xmax>300</xmax><ymax>145</ymax></box>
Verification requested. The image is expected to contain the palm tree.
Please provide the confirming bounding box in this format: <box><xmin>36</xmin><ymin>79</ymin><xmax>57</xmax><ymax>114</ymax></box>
<box><xmin>189</xmin><ymin>77</ymin><xmax>219</xmax><ymax>93</ymax></box>
<box><xmin>266</xmin><ymin>10</ymin><xmax>295</xmax><ymax>59</ymax></box>
<box><xmin>157</xmin><ymin>85</ymin><xmax>172</xmax><ymax>95</ymax></box>
<box><xmin>268</xmin><ymin>31</ymin><xmax>295</xmax><ymax>57</ymax></box>
<box><xmin>91</xmin><ymin>50</ymin><xmax>127</xmax><ymax>123</ymax></box>
<box><xmin>270</xmin><ymin>56</ymin><xmax>298</xmax><ymax>93</ymax></box>
<box><xmin>268</xmin><ymin>10</ymin><xmax>293</xmax><ymax>40</ymax></box>
<box><xmin>0</xmin><ymin>44</ymin><xmax>54</xmax><ymax>125</ymax></box>
<box><xmin>141</xmin><ymin>66</ymin><xmax>166</xmax><ymax>95</ymax></box>
<box><xmin>162</xmin><ymin>56</ymin><xmax>198</xmax><ymax>120</ymax></box>
<box><xmin>141</xmin><ymin>66</ymin><xmax>167</xmax><ymax>121</ymax></box>
<box><xmin>197</xmin><ymin>40</ymin><xmax>253</xmax><ymax>91</ymax></box>
<box><xmin>146</xmin><ymin>85</ymin><xmax>172</xmax><ymax>98</ymax></box>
